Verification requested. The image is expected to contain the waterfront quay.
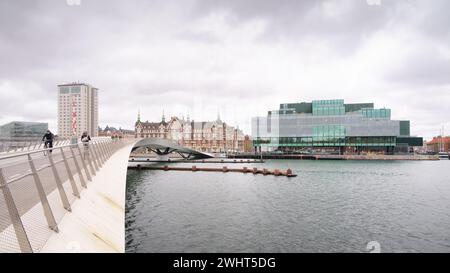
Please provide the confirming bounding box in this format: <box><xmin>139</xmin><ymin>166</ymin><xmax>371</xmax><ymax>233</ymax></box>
<box><xmin>228</xmin><ymin>153</ymin><xmax>439</xmax><ymax>161</ymax></box>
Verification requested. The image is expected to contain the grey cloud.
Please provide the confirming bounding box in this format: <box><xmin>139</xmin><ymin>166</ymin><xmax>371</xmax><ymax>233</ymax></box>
<box><xmin>385</xmin><ymin>49</ymin><xmax>450</xmax><ymax>86</ymax></box>
<box><xmin>192</xmin><ymin>0</ymin><xmax>400</xmax><ymax>52</ymax></box>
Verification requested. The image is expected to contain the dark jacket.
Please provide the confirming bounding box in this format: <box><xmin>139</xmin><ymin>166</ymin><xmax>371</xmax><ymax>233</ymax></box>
<box><xmin>81</xmin><ymin>134</ymin><xmax>91</xmax><ymax>142</ymax></box>
<box><xmin>42</xmin><ymin>132</ymin><xmax>54</xmax><ymax>142</ymax></box>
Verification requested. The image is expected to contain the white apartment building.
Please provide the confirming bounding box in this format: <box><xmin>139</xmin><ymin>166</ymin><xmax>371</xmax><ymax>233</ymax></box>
<box><xmin>57</xmin><ymin>83</ymin><xmax>99</xmax><ymax>138</ymax></box>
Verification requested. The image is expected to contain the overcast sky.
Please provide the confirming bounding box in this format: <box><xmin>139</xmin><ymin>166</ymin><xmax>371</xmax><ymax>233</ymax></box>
<box><xmin>0</xmin><ymin>0</ymin><xmax>449</xmax><ymax>139</ymax></box>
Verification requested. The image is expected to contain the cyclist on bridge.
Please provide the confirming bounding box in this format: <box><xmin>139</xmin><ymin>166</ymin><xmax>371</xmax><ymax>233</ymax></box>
<box><xmin>42</xmin><ymin>130</ymin><xmax>54</xmax><ymax>154</ymax></box>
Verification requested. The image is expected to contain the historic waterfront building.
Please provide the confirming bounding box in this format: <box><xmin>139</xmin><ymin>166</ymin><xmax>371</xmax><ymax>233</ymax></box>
<box><xmin>135</xmin><ymin>112</ymin><xmax>246</xmax><ymax>153</ymax></box>
<box><xmin>427</xmin><ymin>136</ymin><xmax>450</xmax><ymax>153</ymax></box>
<box><xmin>252</xmin><ymin>99</ymin><xmax>423</xmax><ymax>154</ymax></box>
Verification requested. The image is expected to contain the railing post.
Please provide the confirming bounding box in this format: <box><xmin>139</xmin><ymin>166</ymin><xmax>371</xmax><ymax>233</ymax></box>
<box><xmin>95</xmin><ymin>142</ymin><xmax>106</xmax><ymax>165</ymax></box>
<box><xmin>78</xmin><ymin>145</ymin><xmax>93</xmax><ymax>180</ymax></box>
<box><xmin>47</xmin><ymin>152</ymin><xmax>72</xmax><ymax>211</ymax></box>
<box><xmin>60</xmin><ymin>147</ymin><xmax>80</xmax><ymax>198</ymax></box>
<box><xmin>0</xmin><ymin>168</ymin><xmax>33</xmax><ymax>253</ymax></box>
<box><xmin>99</xmin><ymin>142</ymin><xmax>108</xmax><ymax>162</ymax></box>
<box><xmin>105</xmin><ymin>140</ymin><xmax>113</xmax><ymax>157</ymax></box>
<box><xmin>101</xmin><ymin>141</ymin><xmax>108</xmax><ymax>158</ymax></box>
<box><xmin>27</xmin><ymin>154</ymin><xmax>59</xmax><ymax>232</ymax></box>
<box><xmin>70</xmin><ymin>146</ymin><xmax>87</xmax><ymax>188</ymax></box>
<box><xmin>104</xmin><ymin>141</ymin><xmax>112</xmax><ymax>157</ymax></box>
<box><xmin>87</xmin><ymin>144</ymin><xmax>98</xmax><ymax>173</ymax></box>
<box><xmin>93</xmin><ymin>142</ymin><xmax>104</xmax><ymax>165</ymax></box>
<box><xmin>90</xmin><ymin>144</ymin><xmax>101</xmax><ymax>170</ymax></box>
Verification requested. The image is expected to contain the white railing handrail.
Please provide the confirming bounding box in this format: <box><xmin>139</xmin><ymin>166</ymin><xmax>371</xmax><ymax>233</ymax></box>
<box><xmin>0</xmin><ymin>139</ymin><xmax>111</xmax><ymax>161</ymax></box>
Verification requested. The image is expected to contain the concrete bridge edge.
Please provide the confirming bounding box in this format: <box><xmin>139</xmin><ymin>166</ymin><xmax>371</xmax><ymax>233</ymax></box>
<box><xmin>41</xmin><ymin>141</ymin><xmax>137</xmax><ymax>253</ymax></box>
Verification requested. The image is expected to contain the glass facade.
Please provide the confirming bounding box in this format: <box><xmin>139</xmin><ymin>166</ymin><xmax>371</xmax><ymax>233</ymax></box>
<box><xmin>59</xmin><ymin>86</ymin><xmax>81</xmax><ymax>95</ymax></box>
<box><xmin>361</xmin><ymin>108</ymin><xmax>391</xmax><ymax>119</ymax></box>
<box><xmin>312</xmin><ymin>124</ymin><xmax>346</xmax><ymax>146</ymax></box>
<box><xmin>71</xmin><ymin>86</ymin><xmax>81</xmax><ymax>93</ymax></box>
<box><xmin>253</xmin><ymin>136</ymin><xmax>396</xmax><ymax>147</ymax></box>
<box><xmin>60</xmin><ymin>86</ymin><xmax>70</xmax><ymax>94</ymax></box>
<box><xmin>252</xmin><ymin>99</ymin><xmax>422</xmax><ymax>153</ymax></box>
<box><xmin>0</xmin><ymin>121</ymin><xmax>49</xmax><ymax>150</ymax></box>
<box><xmin>0</xmin><ymin>122</ymin><xmax>48</xmax><ymax>140</ymax></box>
<box><xmin>312</xmin><ymin>99</ymin><xmax>345</xmax><ymax>116</ymax></box>
<box><xmin>399</xmin><ymin>121</ymin><xmax>410</xmax><ymax>136</ymax></box>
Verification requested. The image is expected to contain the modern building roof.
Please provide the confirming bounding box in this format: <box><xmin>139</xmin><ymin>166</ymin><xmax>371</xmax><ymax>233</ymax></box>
<box><xmin>57</xmin><ymin>82</ymin><xmax>94</xmax><ymax>87</ymax></box>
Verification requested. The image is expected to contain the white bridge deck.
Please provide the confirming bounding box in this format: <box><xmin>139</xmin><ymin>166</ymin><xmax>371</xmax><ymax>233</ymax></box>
<box><xmin>41</xmin><ymin>142</ymin><xmax>135</xmax><ymax>252</ymax></box>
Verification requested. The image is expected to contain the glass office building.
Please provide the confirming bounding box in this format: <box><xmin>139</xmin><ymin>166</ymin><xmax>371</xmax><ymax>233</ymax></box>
<box><xmin>0</xmin><ymin>121</ymin><xmax>48</xmax><ymax>151</ymax></box>
<box><xmin>251</xmin><ymin>99</ymin><xmax>423</xmax><ymax>154</ymax></box>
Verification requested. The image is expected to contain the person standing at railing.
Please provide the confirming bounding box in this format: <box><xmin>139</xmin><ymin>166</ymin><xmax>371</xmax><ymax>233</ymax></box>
<box><xmin>42</xmin><ymin>130</ymin><xmax>54</xmax><ymax>154</ymax></box>
<box><xmin>81</xmin><ymin>131</ymin><xmax>91</xmax><ymax>159</ymax></box>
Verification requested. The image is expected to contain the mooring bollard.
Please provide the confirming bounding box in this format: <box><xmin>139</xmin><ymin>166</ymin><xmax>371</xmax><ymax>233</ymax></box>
<box><xmin>192</xmin><ymin>165</ymin><xmax>197</xmax><ymax>171</ymax></box>
<box><xmin>274</xmin><ymin>169</ymin><xmax>280</xmax><ymax>176</ymax></box>
<box><xmin>222</xmin><ymin>166</ymin><xmax>228</xmax><ymax>172</ymax></box>
<box><xmin>243</xmin><ymin>167</ymin><xmax>248</xmax><ymax>173</ymax></box>
<box><xmin>253</xmin><ymin>167</ymin><xmax>258</xmax><ymax>174</ymax></box>
<box><xmin>164</xmin><ymin>165</ymin><xmax>169</xmax><ymax>171</ymax></box>
<box><xmin>137</xmin><ymin>164</ymin><xmax>141</xmax><ymax>170</ymax></box>
<box><xmin>263</xmin><ymin>168</ymin><xmax>268</xmax><ymax>175</ymax></box>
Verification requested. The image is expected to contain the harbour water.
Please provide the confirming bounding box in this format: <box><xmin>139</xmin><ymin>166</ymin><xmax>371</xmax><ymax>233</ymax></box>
<box><xmin>125</xmin><ymin>160</ymin><xmax>450</xmax><ymax>253</ymax></box>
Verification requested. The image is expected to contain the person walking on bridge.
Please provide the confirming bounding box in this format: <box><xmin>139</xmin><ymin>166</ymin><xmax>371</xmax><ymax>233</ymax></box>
<box><xmin>81</xmin><ymin>131</ymin><xmax>91</xmax><ymax>159</ymax></box>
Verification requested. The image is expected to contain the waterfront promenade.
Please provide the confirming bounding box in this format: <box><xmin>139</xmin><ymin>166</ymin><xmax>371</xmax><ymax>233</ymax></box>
<box><xmin>228</xmin><ymin>153</ymin><xmax>439</xmax><ymax>161</ymax></box>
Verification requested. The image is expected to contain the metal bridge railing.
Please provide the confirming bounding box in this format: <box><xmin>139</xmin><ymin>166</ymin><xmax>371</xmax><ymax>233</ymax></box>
<box><xmin>0</xmin><ymin>139</ymin><xmax>72</xmax><ymax>154</ymax></box>
<box><xmin>0</xmin><ymin>138</ymin><xmax>126</xmax><ymax>253</ymax></box>
<box><xmin>0</xmin><ymin>137</ymin><xmax>113</xmax><ymax>155</ymax></box>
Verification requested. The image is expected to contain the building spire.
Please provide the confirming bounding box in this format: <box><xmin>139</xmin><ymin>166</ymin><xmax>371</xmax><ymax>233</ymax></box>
<box><xmin>162</xmin><ymin>109</ymin><xmax>165</xmax><ymax>123</ymax></box>
<box><xmin>137</xmin><ymin>109</ymin><xmax>141</xmax><ymax>123</ymax></box>
<box><xmin>217</xmin><ymin>109</ymin><xmax>221</xmax><ymax>122</ymax></box>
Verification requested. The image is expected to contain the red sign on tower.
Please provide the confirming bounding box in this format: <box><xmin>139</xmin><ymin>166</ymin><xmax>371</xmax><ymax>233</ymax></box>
<box><xmin>72</xmin><ymin>97</ymin><xmax>77</xmax><ymax>136</ymax></box>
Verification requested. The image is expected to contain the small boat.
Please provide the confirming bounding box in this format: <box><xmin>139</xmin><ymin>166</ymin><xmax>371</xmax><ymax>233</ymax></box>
<box><xmin>438</xmin><ymin>152</ymin><xmax>450</xmax><ymax>159</ymax></box>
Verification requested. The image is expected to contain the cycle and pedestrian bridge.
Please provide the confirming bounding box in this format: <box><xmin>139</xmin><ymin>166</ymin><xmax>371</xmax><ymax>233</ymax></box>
<box><xmin>0</xmin><ymin>137</ymin><xmax>218</xmax><ymax>253</ymax></box>
<box><xmin>131</xmin><ymin>138</ymin><xmax>213</xmax><ymax>160</ymax></box>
